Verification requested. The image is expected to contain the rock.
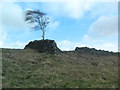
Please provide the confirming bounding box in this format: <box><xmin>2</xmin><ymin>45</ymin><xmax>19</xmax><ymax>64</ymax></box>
<box><xmin>24</xmin><ymin>39</ymin><xmax>62</xmax><ymax>54</ymax></box>
<box><xmin>75</xmin><ymin>47</ymin><xmax>116</xmax><ymax>56</ymax></box>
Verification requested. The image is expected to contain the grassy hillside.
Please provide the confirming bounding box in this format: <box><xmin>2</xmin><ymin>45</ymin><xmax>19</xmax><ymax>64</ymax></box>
<box><xmin>2</xmin><ymin>48</ymin><xmax>118</xmax><ymax>88</ymax></box>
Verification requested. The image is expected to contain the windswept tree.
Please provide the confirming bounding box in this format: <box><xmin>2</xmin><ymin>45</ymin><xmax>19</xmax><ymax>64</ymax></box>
<box><xmin>25</xmin><ymin>9</ymin><xmax>49</xmax><ymax>40</ymax></box>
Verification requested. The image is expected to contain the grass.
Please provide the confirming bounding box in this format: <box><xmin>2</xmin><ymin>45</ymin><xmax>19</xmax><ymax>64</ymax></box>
<box><xmin>2</xmin><ymin>48</ymin><xmax>119</xmax><ymax>88</ymax></box>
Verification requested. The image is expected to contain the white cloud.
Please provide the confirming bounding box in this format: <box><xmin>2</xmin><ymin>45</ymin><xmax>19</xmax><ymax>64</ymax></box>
<box><xmin>63</xmin><ymin>0</ymin><xmax>94</xmax><ymax>19</ymax></box>
<box><xmin>39</xmin><ymin>0</ymin><xmax>117</xmax><ymax>19</ymax></box>
<box><xmin>90</xmin><ymin>42</ymin><xmax>118</xmax><ymax>52</ymax></box>
<box><xmin>0</xmin><ymin>2</ymin><xmax>28</xmax><ymax>48</ymax></box>
<box><xmin>0</xmin><ymin>41</ymin><xmax>3</xmax><ymax>47</ymax></box>
<box><xmin>1</xmin><ymin>2</ymin><xmax>28</xmax><ymax>30</ymax></box>
<box><xmin>57</xmin><ymin>40</ymin><xmax>118</xmax><ymax>52</ymax></box>
<box><xmin>40</xmin><ymin>1</ymin><xmax>94</xmax><ymax>19</ymax></box>
<box><xmin>48</xmin><ymin>20</ymin><xmax>60</xmax><ymax>31</ymax></box>
<box><xmin>57</xmin><ymin>40</ymin><xmax>86</xmax><ymax>51</ymax></box>
<box><xmin>82</xmin><ymin>16</ymin><xmax>118</xmax><ymax>52</ymax></box>
<box><xmin>83</xmin><ymin>15</ymin><xmax>118</xmax><ymax>40</ymax></box>
<box><xmin>0</xmin><ymin>6</ymin><xmax>5</xmax><ymax>47</ymax></box>
<box><xmin>3</xmin><ymin>41</ymin><xmax>27</xmax><ymax>49</ymax></box>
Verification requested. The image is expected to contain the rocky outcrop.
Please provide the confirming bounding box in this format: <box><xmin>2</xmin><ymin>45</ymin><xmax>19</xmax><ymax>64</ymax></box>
<box><xmin>24</xmin><ymin>39</ymin><xmax>61</xmax><ymax>54</ymax></box>
<box><xmin>75</xmin><ymin>47</ymin><xmax>118</xmax><ymax>56</ymax></box>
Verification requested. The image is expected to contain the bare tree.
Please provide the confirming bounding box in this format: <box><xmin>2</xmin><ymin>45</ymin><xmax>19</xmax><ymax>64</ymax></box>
<box><xmin>25</xmin><ymin>9</ymin><xmax>49</xmax><ymax>40</ymax></box>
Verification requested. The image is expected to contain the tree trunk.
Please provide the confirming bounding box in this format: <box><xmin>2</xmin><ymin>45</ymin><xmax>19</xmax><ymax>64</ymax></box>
<box><xmin>42</xmin><ymin>30</ymin><xmax>45</xmax><ymax>40</ymax></box>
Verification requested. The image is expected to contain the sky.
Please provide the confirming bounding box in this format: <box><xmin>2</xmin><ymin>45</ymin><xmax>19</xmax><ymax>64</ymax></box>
<box><xmin>0</xmin><ymin>0</ymin><xmax>119</xmax><ymax>52</ymax></box>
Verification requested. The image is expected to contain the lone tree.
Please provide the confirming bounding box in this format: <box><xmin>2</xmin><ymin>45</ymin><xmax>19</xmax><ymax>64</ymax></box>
<box><xmin>25</xmin><ymin>9</ymin><xmax>49</xmax><ymax>40</ymax></box>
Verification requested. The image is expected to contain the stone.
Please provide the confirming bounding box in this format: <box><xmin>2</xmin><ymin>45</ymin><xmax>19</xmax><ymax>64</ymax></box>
<box><xmin>24</xmin><ymin>39</ymin><xmax>62</xmax><ymax>54</ymax></box>
<box><xmin>75</xmin><ymin>47</ymin><xmax>117</xmax><ymax>56</ymax></box>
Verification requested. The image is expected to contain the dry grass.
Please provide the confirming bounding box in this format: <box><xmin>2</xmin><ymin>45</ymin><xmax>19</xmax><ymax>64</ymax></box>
<box><xmin>2</xmin><ymin>48</ymin><xmax>119</xmax><ymax>88</ymax></box>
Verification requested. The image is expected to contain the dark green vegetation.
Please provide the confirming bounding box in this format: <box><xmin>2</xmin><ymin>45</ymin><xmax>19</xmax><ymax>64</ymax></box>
<box><xmin>2</xmin><ymin>48</ymin><xmax>118</xmax><ymax>88</ymax></box>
